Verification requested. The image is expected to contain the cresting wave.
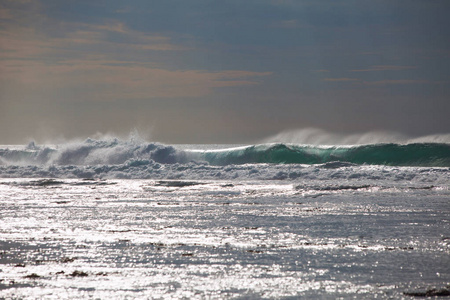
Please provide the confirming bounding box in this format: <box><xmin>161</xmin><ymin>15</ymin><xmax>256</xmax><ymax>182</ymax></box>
<box><xmin>197</xmin><ymin>143</ymin><xmax>450</xmax><ymax>167</ymax></box>
<box><xmin>0</xmin><ymin>139</ymin><xmax>185</xmax><ymax>166</ymax></box>
<box><xmin>0</xmin><ymin>138</ymin><xmax>449</xmax><ymax>181</ymax></box>
<box><xmin>0</xmin><ymin>138</ymin><xmax>449</xmax><ymax>168</ymax></box>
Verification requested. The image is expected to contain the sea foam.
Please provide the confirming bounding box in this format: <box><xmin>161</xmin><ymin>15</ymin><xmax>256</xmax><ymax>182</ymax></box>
<box><xmin>0</xmin><ymin>137</ymin><xmax>449</xmax><ymax>183</ymax></box>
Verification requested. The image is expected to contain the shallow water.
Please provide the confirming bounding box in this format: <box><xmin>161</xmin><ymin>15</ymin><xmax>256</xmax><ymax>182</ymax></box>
<box><xmin>1</xmin><ymin>178</ymin><xmax>449</xmax><ymax>299</ymax></box>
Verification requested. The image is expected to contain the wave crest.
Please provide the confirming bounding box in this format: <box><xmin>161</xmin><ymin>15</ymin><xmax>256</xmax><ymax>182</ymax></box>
<box><xmin>196</xmin><ymin>143</ymin><xmax>450</xmax><ymax>167</ymax></box>
<box><xmin>1</xmin><ymin>137</ymin><xmax>449</xmax><ymax>168</ymax></box>
<box><xmin>0</xmin><ymin>138</ymin><xmax>187</xmax><ymax>166</ymax></box>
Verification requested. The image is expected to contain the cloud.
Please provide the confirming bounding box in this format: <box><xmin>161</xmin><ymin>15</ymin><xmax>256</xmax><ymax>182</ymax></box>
<box><xmin>363</xmin><ymin>80</ymin><xmax>429</xmax><ymax>85</ymax></box>
<box><xmin>0</xmin><ymin>7</ymin><xmax>13</xmax><ymax>19</ymax></box>
<box><xmin>350</xmin><ymin>65</ymin><xmax>417</xmax><ymax>72</ymax></box>
<box><xmin>0</xmin><ymin>8</ymin><xmax>271</xmax><ymax>103</ymax></box>
<box><xmin>1</xmin><ymin>58</ymin><xmax>271</xmax><ymax>101</ymax></box>
<box><xmin>271</xmin><ymin>19</ymin><xmax>308</xmax><ymax>29</ymax></box>
<box><xmin>0</xmin><ymin>21</ymin><xmax>185</xmax><ymax>63</ymax></box>
<box><xmin>321</xmin><ymin>78</ymin><xmax>436</xmax><ymax>86</ymax></box>
<box><xmin>323</xmin><ymin>78</ymin><xmax>359</xmax><ymax>82</ymax></box>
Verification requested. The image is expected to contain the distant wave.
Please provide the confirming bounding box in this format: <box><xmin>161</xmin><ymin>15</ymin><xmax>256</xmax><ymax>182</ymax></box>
<box><xmin>0</xmin><ymin>138</ymin><xmax>449</xmax><ymax>168</ymax></box>
<box><xmin>194</xmin><ymin>143</ymin><xmax>450</xmax><ymax>167</ymax></box>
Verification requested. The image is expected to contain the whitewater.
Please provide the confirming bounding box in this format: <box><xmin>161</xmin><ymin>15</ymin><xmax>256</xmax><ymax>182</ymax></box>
<box><xmin>0</xmin><ymin>134</ymin><xmax>449</xmax><ymax>299</ymax></box>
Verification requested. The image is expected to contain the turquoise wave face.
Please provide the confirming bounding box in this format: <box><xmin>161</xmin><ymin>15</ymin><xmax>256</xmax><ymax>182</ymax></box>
<box><xmin>1</xmin><ymin>141</ymin><xmax>449</xmax><ymax>167</ymax></box>
<box><xmin>199</xmin><ymin>143</ymin><xmax>450</xmax><ymax>167</ymax></box>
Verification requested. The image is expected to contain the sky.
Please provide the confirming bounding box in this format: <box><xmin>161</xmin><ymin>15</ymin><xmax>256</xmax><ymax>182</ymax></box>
<box><xmin>1</xmin><ymin>0</ymin><xmax>450</xmax><ymax>144</ymax></box>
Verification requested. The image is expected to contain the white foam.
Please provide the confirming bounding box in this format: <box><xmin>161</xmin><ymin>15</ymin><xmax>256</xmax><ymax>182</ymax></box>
<box><xmin>0</xmin><ymin>132</ymin><xmax>449</xmax><ymax>183</ymax></box>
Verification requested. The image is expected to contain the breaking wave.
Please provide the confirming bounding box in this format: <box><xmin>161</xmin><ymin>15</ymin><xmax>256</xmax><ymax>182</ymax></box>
<box><xmin>196</xmin><ymin>143</ymin><xmax>450</xmax><ymax>167</ymax></box>
<box><xmin>0</xmin><ymin>138</ymin><xmax>449</xmax><ymax>168</ymax></box>
<box><xmin>0</xmin><ymin>138</ymin><xmax>188</xmax><ymax>166</ymax></box>
<box><xmin>0</xmin><ymin>136</ymin><xmax>449</xmax><ymax>180</ymax></box>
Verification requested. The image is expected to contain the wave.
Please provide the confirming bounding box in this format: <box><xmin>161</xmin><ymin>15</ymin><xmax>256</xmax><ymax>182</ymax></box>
<box><xmin>195</xmin><ymin>143</ymin><xmax>450</xmax><ymax>167</ymax></box>
<box><xmin>0</xmin><ymin>138</ymin><xmax>188</xmax><ymax>166</ymax></box>
<box><xmin>0</xmin><ymin>138</ymin><xmax>449</xmax><ymax>168</ymax></box>
<box><xmin>0</xmin><ymin>138</ymin><xmax>449</xmax><ymax>181</ymax></box>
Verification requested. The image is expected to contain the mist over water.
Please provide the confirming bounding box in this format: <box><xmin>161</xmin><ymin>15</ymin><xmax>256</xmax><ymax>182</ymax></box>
<box><xmin>1</xmin><ymin>129</ymin><xmax>449</xmax><ymax>172</ymax></box>
<box><xmin>262</xmin><ymin>128</ymin><xmax>450</xmax><ymax>145</ymax></box>
<box><xmin>0</xmin><ymin>129</ymin><xmax>448</xmax><ymax>181</ymax></box>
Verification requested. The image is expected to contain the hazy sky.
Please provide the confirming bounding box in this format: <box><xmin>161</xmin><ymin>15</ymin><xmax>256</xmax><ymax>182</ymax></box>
<box><xmin>1</xmin><ymin>0</ymin><xmax>449</xmax><ymax>144</ymax></box>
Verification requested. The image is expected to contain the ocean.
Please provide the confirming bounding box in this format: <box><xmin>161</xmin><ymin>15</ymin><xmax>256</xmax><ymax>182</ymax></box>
<box><xmin>0</xmin><ymin>137</ymin><xmax>449</xmax><ymax>299</ymax></box>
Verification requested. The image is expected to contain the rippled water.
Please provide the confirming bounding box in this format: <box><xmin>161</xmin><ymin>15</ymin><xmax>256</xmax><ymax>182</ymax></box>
<box><xmin>1</xmin><ymin>178</ymin><xmax>449</xmax><ymax>299</ymax></box>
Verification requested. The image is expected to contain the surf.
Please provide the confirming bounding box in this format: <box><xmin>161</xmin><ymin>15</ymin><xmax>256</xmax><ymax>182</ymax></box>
<box><xmin>194</xmin><ymin>143</ymin><xmax>450</xmax><ymax>167</ymax></box>
<box><xmin>1</xmin><ymin>138</ymin><xmax>449</xmax><ymax>168</ymax></box>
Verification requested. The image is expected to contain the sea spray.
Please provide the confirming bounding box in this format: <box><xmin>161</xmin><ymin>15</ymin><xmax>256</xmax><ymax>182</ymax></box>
<box><xmin>0</xmin><ymin>137</ymin><xmax>449</xmax><ymax>181</ymax></box>
<box><xmin>1</xmin><ymin>138</ymin><xmax>449</xmax><ymax>168</ymax></box>
<box><xmin>263</xmin><ymin>128</ymin><xmax>450</xmax><ymax>145</ymax></box>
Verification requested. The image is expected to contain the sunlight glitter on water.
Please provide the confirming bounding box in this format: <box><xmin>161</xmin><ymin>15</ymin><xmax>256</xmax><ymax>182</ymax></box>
<box><xmin>1</xmin><ymin>178</ymin><xmax>449</xmax><ymax>299</ymax></box>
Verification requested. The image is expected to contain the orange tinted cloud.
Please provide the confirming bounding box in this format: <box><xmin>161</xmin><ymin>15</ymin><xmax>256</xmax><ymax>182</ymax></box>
<box><xmin>0</xmin><ymin>15</ymin><xmax>271</xmax><ymax>102</ymax></box>
<box><xmin>1</xmin><ymin>59</ymin><xmax>271</xmax><ymax>101</ymax></box>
